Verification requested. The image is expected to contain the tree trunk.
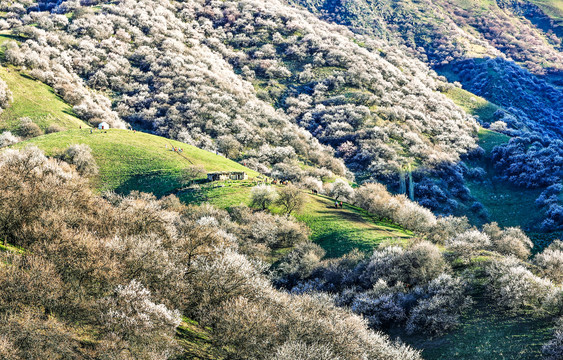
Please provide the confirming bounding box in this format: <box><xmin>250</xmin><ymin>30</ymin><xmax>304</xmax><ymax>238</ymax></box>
<box><xmin>408</xmin><ymin>164</ymin><xmax>415</xmax><ymax>201</ymax></box>
<box><xmin>399</xmin><ymin>169</ymin><xmax>406</xmax><ymax>195</ymax></box>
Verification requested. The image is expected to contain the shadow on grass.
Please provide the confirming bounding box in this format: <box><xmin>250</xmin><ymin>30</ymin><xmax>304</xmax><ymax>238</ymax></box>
<box><xmin>393</xmin><ymin>295</ymin><xmax>554</xmax><ymax>360</ymax></box>
<box><xmin>113</xmin><ymin>171</ymin><xmax>182</xmax><ymax>197</ymax></box>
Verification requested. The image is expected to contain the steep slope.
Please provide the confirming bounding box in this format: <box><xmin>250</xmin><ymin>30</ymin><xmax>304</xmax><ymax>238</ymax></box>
<box><xmin>0</xmin><ymin>33</ymin><xmax>94</xmax><ymax>134</ymax></box>
<box><xmin>289</xmin><ymin>0</ymin><xmax>563</xmax><ymax>230</ymax></box>
<box><xmin>0</xmin><ymin>0</ymin><xmax>479</xmax><ymax>183</ymax></box>
<box><xmin>291</xmin><ymin>0</ymin><xmax>563</xmax><ymax>76</ymax></box>
<box><xmin>0</xmin><ymin>1</ymin><xmax>347</xmax><ymax>180</ymax></box>
<box><xmin>0</xmin><ymin>66</ymin><xmax>88</xmax><ymax>133</ymax></box>
<box><xmin>289</xmin><ymin>0</ymin><xmax>563</xmax><ymax>135</ymax></box>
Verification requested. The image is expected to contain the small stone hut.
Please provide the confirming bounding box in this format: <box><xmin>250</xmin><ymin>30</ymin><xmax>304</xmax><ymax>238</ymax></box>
<box><xmin>207</xmin><ymin>171</ymin><xmax>247</xmax><ymax>182</ymax></box>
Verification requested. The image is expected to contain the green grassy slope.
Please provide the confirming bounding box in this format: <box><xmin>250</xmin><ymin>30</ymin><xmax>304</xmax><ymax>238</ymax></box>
<box><xmin>529</xmin><ymin>0</ymin><xmax>563</xmax><ymax>30</ymax></box>
<box><xmin>0</xmin><ymin>67</ymin><xmax>88</xmax><ymax>133</ymax></box>
<box><xmin>476</xmin><ymin>127</ymin><xmax>510</xmax><ymax>154</ymax></box>
<box><xmin>180</xmin><ymin>182</ymin><xmax>412</xmax><ymax>258</ymax></box>
<box><xmin>176</xmin><ymin>318</ymin><xmax>219</xmax><ymax>360</ymax></box>
<box><xmin>16</xmin><ymin>129</ymin><xmax>259</xmax><ymax>196</ymax></box>
<box><xmin>0</xmin><ymin>35</ymin><xmax>88</xmax><ymax>133</ymax></box>
<box><xmin>295</xmin><ymin>194</ymin><xmax>412</xmax><ymax>258</ymax></box>
<box><xmin>444</xmin><ymin>87</ymin><xmax>500</xmax><ymax>123</ymax></box>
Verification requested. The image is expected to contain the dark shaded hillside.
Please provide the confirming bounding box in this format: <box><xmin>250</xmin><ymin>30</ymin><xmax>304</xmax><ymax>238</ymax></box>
<box><xmin>440</xmin><ymin>57</ymin><xmax>563</xmax><ymax>138</ymax></box>
<box><xmin>288</xmin><ymin>0</ymin><xmax>563</xmax><ymax>131</ymax></box>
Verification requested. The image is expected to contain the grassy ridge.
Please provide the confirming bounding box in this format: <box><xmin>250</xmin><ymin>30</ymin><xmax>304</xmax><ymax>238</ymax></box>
<box><xmin>180</xmin><ymin>182</ymin><xmax>412</xmax><ymax>258</ymax></box>
<box><xmin>17</xmin><ymin>129</ymin><xmax>259</xmax><ymax>196</ymax></box>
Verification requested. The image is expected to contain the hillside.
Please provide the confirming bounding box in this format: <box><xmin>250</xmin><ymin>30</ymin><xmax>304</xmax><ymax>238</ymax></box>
<box><xmin>0</xmin><ymin>0</ymin><xmax>480</xmax><ymax>184</ymax></box>
<box><xmin>17</xmin><ymin>129</ymin><xmax>259</xmax><ymax>196</ymax></box>
<box><xmin>528</xmin><ymin>0</ymin><xmax>563</xmax><ymax>38</ymax></box>
<box><xmin>3</xmin><ymin>0</ymin><xmax>563</xmax><ymax>358</ymax></box>
<box><xmin>0</xmin><ymin>35</ymin><xmax>88</xmax><ymax>133</ymax></box>
<box><xmin>179</xmin><ymin>180</ymin><xmax>412</xmax><ymax>258</ymax></box>
<box><xmin>291</xmin><ymin>0</ymin><xmax>563</xmax><ymax>129</ymax></box>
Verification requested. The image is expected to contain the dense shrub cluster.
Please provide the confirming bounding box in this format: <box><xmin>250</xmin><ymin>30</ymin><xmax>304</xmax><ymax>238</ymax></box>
<box><xmin>274</xmin><ymin>240</ymin><xmax>471</xmax><ymax>336</ymax></box>
<box><xmin>1</xmin><ymin>0</ymin><xmax>479</xmax><ymax>182</ymax></box>
<box><xmin>453</xmin><ymin>58</ymin><xmax>563</xmax><ymax>139</ymax></box>
<box><xmin>2</xmin><ymin>0</ymin><xmax>345</xmax><ymax>178</ymax></box>
<box><xmin>354</xmin><ymin>182</ymin><xmax>437</xmax><ymax>233</ymax></box>
<box><xmin>292</xmin><ymin>0</ymin><xmax>563</xmax><ymax>78</ymax></box>
<box><xmin>0</xmin><ymin>147</ymin><xmax>424</xmax><ymax>359</ymax></box>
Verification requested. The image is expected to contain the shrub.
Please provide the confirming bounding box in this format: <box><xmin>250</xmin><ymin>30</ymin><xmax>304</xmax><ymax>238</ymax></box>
<box><xmin>484</xmin><ymin>224</ymin><xmax>532</xmax><ymax>259</ymax></box>
<box><xmin>18</xmin><ymin>118</ymin><xmax>42</xmax><ymax>138</ymax></box>
<box><xmin>251</xmin><ymin>185</ymin><xmax>278</xmax><ymax>210</ymax></box>
<box><xmin>270</xmin><ymin>341</ymin><xmax>339</xmax><ymax>360</ymax></box>
<box><xmin>447</xmin><ymin>229</ymin><xmax>491</xmax><ymax>256</ymax></box>
<box><xmin>350</xmin><ymin>280</ymin><xmax>407</xmax><ymax>329</ymax></box>
<box><xmin>0</xmin><ymin>79</ymin><xmax>12</xmax><ymax>111</ymax></box>
<box><xmin>0</xmin><ymin>131</ymin><xmax>20</xmax><ymax>148</ymax></box>
<box><xmin>63</xmin><ymin>144</ymin><xmax>99</xmax><ymax>176</ymax></box>
<box><xmin>543</xmin><ymin>318</ymin><xmax>563</xmax><ymax>360</ymax></box>
<box><xmin>353</xmin><ymin>182</ymin><xmax>394</xmax><ymax>220</ymax></box>
<box><xmin>427</xmin><ymin>216</ymin><xmax>471</xmax><ymax>245</ymax></box>
<box><xmin>328</xmin><ymin>179</ymin><xmax>354</xmax><ymax>202</ymax></box>
<box><xmin>45</xmin><ymin>124</ymin><xmax>65</xmax><ymax>134</ymax></box>
<box><xmin>100</xmin><ymin>280</ymin><xmax>181</xmax><ymax>358</ymax></box>
<box><xmin>394</xmin><ymin>197</ymin><xmax>437</xmax><ymax>234</ymax></box>
<box><xmin>535</xmin><ymin>240</ymin><xmax>563</xmax><ymax>284</ymax></box>
<box><xmin>364</xmin><ymin>241</ymin><xmax>448</xmax><ymax>287</ymax></box>
<box><xmin>486</xmin><ymin>258</ymin><xmax>552</xmax><ymax>311</ymax></box>
<box><xmin>275</xmin><ymin>242</ymin><xmax>325</xmax><ymax>284</ymax></box>
<box><xmin>299</xmin><ymin>176</ymin><xmax>323</xmax><ymax>193</ymax></box>
<box><xmin>406</xmin><ymin>274</ymin><xmax>471</xmax><ymax>335</ymax></box>
<box><xmin>276</xmin><ymin>184</ymin><xmax>305</xmax><ymax>214</ymax></box>
<box><xmin>179</xmin><ymin>164</ymin><xmax>205</xmax><ymax>186</ymax></box>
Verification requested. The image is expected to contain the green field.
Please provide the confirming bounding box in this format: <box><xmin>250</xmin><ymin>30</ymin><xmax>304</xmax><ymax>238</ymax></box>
<box><xmin>16</xmin><ymin>129</ymin><xmax>259</xmax><ymax>196</ymax></box>
<box><xmin>0</xmin><ymin>67</ymin><xmax>87</xmax><ymax>133</ymax></box>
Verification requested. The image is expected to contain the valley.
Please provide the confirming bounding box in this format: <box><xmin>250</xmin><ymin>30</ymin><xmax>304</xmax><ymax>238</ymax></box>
<box><xmin>0</xmin><ymin>0</ymin><xmax>562</xmax><ymax>358</ymax></box>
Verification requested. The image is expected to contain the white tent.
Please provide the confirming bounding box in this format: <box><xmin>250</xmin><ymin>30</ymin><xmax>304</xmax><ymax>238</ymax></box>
<box><xmin>98</xmin><ymin>122</ymin><xmax>110</xmax><ymax>130</ymax></box>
